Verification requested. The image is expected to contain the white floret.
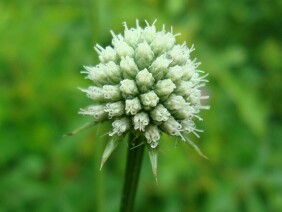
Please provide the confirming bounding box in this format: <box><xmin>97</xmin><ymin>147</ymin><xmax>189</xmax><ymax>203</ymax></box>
<box><xmin>119</xmin><ymin>79</ymin><xmax>139</xmax><ymax>98</ymax></box>
<box><xmin>104</xmin><ymin>101</ymin><xmax>125</xmax><ymax>119</ymax></box>
<box><xmin>133</xmin><ymin>112</ymin><xmax>150</xmax><ymax>131</ymax></box>
<box><xmin>125</xmin><ymin>97</ymin><xmax>142</xmax><ymax>115</ymax></box>
<box><xmin>109</xmin><ymin>117</ymin><xmax>131</xmax><ymax>136</ymax></box>
<box><xmin>150</xmin><ymin>104</ymin><xmax>170</xmax><ymax>122</ymax></box>
<box><xmin>145</xmin><ymin>125</ymin><xmax>160</xmax><ymax>148</ymax></box>
<box><xmin>136</xmin><ymin>69</ymin><xmax>155</xmax><ymax>93</ymax></box>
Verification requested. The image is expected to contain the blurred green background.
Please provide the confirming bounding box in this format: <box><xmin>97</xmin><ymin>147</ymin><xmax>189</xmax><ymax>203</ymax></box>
<box><xmin>1</xmin><ymin>0</ymin><xmax>281</xmax><ymax>211</ymax></box>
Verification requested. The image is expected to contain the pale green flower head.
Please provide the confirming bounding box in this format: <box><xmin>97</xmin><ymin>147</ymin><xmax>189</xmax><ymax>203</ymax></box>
<box><xmin>77</xmin><ymin>20</ymin><xmax>209</xmax><ymax>179</ymax></box>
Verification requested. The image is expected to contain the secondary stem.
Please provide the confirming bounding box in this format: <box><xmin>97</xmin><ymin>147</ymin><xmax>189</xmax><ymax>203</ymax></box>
<box><xmin>120</xmin><ymin>134</ymin><xmax>144</xmax><ymax>212</ymax></box>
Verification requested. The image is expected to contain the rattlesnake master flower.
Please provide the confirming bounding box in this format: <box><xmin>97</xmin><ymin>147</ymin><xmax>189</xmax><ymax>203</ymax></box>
<box><xmin>77</xmin><ymin>20</ymin><xmax>209</xmax><ymax>179</ymax></box>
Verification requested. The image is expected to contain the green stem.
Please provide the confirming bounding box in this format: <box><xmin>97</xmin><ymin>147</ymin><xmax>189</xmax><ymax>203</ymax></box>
<box><xmin>120</xmin><ymin>134</ymin><xmax>144</xmax><ymax>212</ymax></box>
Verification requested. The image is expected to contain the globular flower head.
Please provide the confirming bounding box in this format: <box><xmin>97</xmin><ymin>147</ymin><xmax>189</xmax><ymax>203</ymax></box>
<box><xmin>77</xmin><ymin>20</ymin><xmax>209</xmax><ymax>179</ymax></box>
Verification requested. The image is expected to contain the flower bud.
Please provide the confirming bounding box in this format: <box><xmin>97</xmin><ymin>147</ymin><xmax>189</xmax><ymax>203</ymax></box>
<box><xmin>164</xmin><ymin>94</ymin><xmax>186</xmax><ymax>111</ymax></box>
<box><xmin>145</xmin><ymin>125</ymin><xmax>160</xmax><ymax>148</ymax></box>
<box><xmin>140</xmin><ymin>91</ymin><xmax>159</xmax><ymax>109</ymax></box>
<box><xmin>187</xmin><ymin>88</ymin><xmax>201</xmax><ymax>104</ymax></box>
<box><xmin>166</xmin><ymin>65</ymin><xmax>184</xmax><ymax>82</ymax></box>
<box><xmin>173</xmin><ymin>103</ymin><xmax>195</xmax><ymax>120</ymax></box>
<box><xmin>182</xmin><ymin>61</ymin><xmax>198</xmax><ymax>80</ymax></box>
<box><xmin>83</xmin><ymin>65</ymin><xmax>108</xmax><ymax>85</ymax></box>
<box><xmin>175</xmin><ymin>80</ymin><xmax>193</xmax><ymax>97</ymax></box>
<box><xmin>155</xmin><ymin>79</ymin><xmax>176</xmax><ymax>98</ymax></box>
<box><xmin>79</xmin><ymin>105</ymin><xmax>107</xmax><ymax>121</ymax></box>
<box><xmin>149</xmin><ymin>55</ymin><xmax>171</xmax><ymax>80</ymax></box>
<box><xmin>120</xmin><ymin>56</ymin><xmax>139</xmax><ymax>79</ymax></box>
<box><xmin>135</xmin><ymin>41</ymin><xmax>154</xmax><ymax>69</ymax></box>
<box><xmin>125</xmin><ymin>97</ymin><xmax>142</xmax><ymax>115</ymax></box>
<box><xmin>142</xmin><ymin>21</ymin><xmax>157</xmax><ymax>43</ymax></box>
<box><xmin>113</xmin><ymin>39</ymin><xmax>134</xmax><ymax>58</ymax></box>
<box><xmin>123</xmin><ymin>21</ymin><xmax>141</xmax><ymax>48</ymax></box>
<box><xmin>162</xmin><ymin>116</ymin><xmax>183</xmax><ymax>138</ymax></box>
<box><xmin>168</xmin><ymin>43</ymin><xmax>191</xmax><ymax>66</ymax></box>
<box><xmin>150</xmin><ymin>31</ymin><xmax>175</xmax><ymax>54</ymax></box>
<box><xmin>105</xmin><ymin>61</ymin><xmax>122</xmax><ymax>84</ymax></box>
<box><xmin>104</xmin><ymin>101</ymin><xmax>125</xmax><ymax>118</ymax></box>
<box><xmin>109</xmin><ymin>117</ymin><xmax>131</xmax><ymax>136</ymax></box>
<box><xmin>136</xmin><ymin>69</ymin><xmax>155</xmax><ymax>93</ymax></box>
<box><xmin>181</xmin><ymin>119</ymin><xmax>196</xmax><ymax>133</ymax></box>
<box><xmin>103</xmin><ymin>85</ymin><xmax>122</xmax><ymax>101</ymax></box>
<box><xmin>95</xmin><ymin>44</ymin><xmax>117</xmax><ymax>64</ymax></box>
<box><xmin>133</xmin><ymin>112</ymin><xmax>150</xmax><ymax>131</ymax></box>
<box><xmin>79</xmin><ymin>86</ymin><xmax>104</xmax><ymax>102</ymax></box>
<box><xmin>150</xmin><ymin>104</ymin><xmax>170</xmax><ymax>122</ymax></box>
<box><xmin>119</xmin><ymin>79</ymin><xmax>139</xmax><ymax>98</ymax></box>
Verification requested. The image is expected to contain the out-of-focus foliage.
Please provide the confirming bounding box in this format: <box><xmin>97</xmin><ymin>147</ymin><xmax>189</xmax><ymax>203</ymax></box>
<box><xmin>0</xmin><ymin>0</ymin><xmax>281</xmax><ymax>211</ymax></box>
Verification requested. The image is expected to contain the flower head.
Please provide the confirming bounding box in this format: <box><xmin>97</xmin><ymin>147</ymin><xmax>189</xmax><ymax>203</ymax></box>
<box><xmin>76</xmin><ymin>20</ymin><xmax>209</xmax><ymax>179</ymax></box>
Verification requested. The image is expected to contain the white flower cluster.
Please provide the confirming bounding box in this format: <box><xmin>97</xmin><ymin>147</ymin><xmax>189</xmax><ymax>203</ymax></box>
<box><xmin>79</xmin><ymin>20</ymin><xmax>209</xmax><ymax>175</ymax></box>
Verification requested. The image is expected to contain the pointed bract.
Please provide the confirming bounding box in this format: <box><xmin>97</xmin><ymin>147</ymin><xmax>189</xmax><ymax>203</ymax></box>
<box><xmin>64</xmin><ymin>121</ymin><xmax>96</xmax><ymax>136</ymax></box>
<box><xmin>148</xmin><ymin>147</ymin><xmax>158</xmax><ymax>183</ymax></box>
<box><xmin>100</xmin><ymin>138</ymin><xmax>120</xmax><ymax>170</ymax></box>
<box><xmin>183</xmin><ymin>134</ymin><xmax>209</xmax><ymax>160</ymax></box>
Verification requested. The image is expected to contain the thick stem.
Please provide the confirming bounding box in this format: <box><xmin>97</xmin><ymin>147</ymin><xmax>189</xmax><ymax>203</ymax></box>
<box><xmin>120</xmin><ymin>134</ymin><xmax>144</xmax><ymax>212</ymax></box>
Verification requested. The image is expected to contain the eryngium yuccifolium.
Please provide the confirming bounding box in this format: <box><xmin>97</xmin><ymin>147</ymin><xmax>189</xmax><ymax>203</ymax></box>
<box><xmin>78</xmin><ymin>20</ymin><xmax>209</xmax><ymax>178</ymax></box>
